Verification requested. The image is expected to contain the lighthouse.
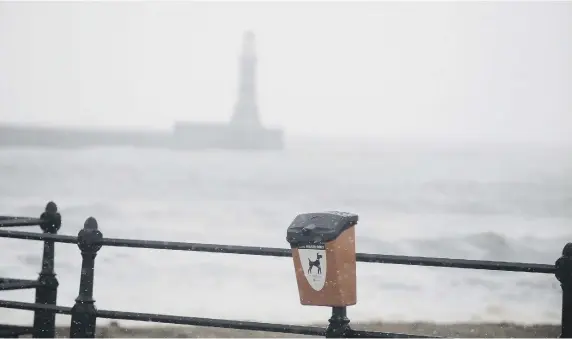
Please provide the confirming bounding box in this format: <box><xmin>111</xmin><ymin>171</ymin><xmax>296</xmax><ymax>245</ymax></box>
<box><xmin>171</xmin><ymin>30</ymin><xmax>283</xmax><ymax>150</ymax></box>
<box><xmin>230</xmin><ymin>31</ymin><xmax>261</xmax><ymax>127</ymax></box>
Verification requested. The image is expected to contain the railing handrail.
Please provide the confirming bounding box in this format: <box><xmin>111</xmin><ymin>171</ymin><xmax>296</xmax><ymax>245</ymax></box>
<box><xmin>0</xmin><ymin>216</ymin><xmax>46</xmax><ymax>228</ymax></box>
<box><xmin>0</xmin><ymin>228</ymin><xmax>555</xmax><ymax>273</ymax></box>
<box><xmin>0</xmin><ymin>300</ymin><xmax>436</xmax><ymax>338</ymax></box>
<box><xmin>0</xmin><ymin>278</ymin><xmax>42</xmax><ymax>291</ymax></box>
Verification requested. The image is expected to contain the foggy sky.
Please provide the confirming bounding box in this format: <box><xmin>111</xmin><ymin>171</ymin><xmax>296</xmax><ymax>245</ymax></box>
<box><xmin>0</xmin><ymin>1</ymin><xmax>571</xmax><ymax>144</ymax></box>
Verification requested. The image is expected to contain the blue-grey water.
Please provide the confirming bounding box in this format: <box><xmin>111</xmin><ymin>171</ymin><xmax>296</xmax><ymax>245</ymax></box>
<box><xmin>0</xmin><ymin>139</ymin><xmax>570</xmax><ymax>326</ymax></box>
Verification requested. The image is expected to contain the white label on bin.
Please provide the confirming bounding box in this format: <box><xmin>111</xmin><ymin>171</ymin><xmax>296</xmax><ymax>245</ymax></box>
<box><xmin>298</xmin><ymin>244</ymin><xmax>326</xmax><ymax>291</ymax></box>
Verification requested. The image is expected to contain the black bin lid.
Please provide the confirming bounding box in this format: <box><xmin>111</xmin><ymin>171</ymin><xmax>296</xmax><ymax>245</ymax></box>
<box><xmin>286</xmin><ymin>211</ymin><xmax>358</xmax><ymax>246</ymax></box>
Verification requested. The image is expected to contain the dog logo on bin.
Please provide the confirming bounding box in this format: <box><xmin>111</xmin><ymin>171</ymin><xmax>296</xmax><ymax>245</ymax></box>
<box><xmin>299</xmin><ymin>245</ymin><xmax>327</xmax><ymax>291</ymax></box>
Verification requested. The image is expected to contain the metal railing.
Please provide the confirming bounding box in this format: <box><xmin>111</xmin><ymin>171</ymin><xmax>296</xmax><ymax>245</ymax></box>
<box><xmin>0</xmin><ymin>201</ymin><xmax>569</xmax><ymax>338</ymax></box>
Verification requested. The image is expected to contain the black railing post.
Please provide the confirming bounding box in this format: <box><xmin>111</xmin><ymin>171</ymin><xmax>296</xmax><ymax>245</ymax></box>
<box><xmin>70</xmin><ymin>217</ymin><xmax>103</xmax><ymax>339</ymax></box>
<box><xmin>556</xmin><ymin>243</ymin><xmax>572</xmax><ymax>338</ymax></box>
<box><xmin>325</xmin><ymin>307</ymin><xmax>351</xmax><ymax>338</ymax></box>
<box><xmin>33</xmin><ymin>201</ymin><xmax>61</xmax><ymax>338</ymax></box>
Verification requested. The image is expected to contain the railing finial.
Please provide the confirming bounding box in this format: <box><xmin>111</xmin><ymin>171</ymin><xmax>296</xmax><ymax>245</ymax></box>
<box><xmin>45</xmin><ymin>201</ymin><xmax>57</xmax><ymax>214</ymax></box>
<box><xmin>84</xmin><ymin>216</ymin><xmax>98</xmax><ymax>230</ymax></box>
<box><xmin>563</xmin><ymin>243</ymin><xmax>572</xmax><ymax>258</ymax></box>
<box><xmin>77</xmin><ymin>217</ymin><xmax>102</xmax><ymax>254</ymax></box>
<box><xmin>40</xmin><ymin>201</ymin><xmax>61</xmax><ymax>234</ymax></box>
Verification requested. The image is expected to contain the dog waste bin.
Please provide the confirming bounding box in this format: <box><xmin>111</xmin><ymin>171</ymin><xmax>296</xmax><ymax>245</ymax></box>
<box><xmin>286</xmin><ymin>212</ymin><xmax>358</xmax><ymax>307</ymax></box>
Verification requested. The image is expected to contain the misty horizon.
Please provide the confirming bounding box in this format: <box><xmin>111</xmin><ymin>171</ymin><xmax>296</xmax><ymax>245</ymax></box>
<box><xmin>0</xmin><ymin>1</ymin><xmax>571</xmax><ymax>145</ymax></box>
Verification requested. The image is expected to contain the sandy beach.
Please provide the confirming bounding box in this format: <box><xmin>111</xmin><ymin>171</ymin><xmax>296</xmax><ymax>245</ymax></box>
<box><xmin>45</xmin><ymin>321</ymin><xmax>561</xmax><ymax>338</ymax></box>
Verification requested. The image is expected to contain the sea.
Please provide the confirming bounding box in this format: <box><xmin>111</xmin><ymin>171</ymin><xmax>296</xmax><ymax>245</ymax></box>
<box><xmin>0</xmin><ymin>138</ymin><xmax>570</xmax><ymax>327</ymax></box>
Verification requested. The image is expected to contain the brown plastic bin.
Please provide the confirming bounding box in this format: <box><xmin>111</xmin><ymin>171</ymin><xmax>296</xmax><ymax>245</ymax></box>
<box><xmin>286</xmin><ymin>212</ymin><xmax>358</xmax><ymax>307</ymax></box>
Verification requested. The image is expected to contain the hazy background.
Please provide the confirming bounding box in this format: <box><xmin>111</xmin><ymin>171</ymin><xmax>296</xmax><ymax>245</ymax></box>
<box><xmin>0</xmin><ymin>1</ymin><xmax>571</xmax><ymax>143</ymax></box>
<box><xmin>1</xmin><ymin>0</ymin><xmax>572</xmax><ymax>328</ymax></box>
